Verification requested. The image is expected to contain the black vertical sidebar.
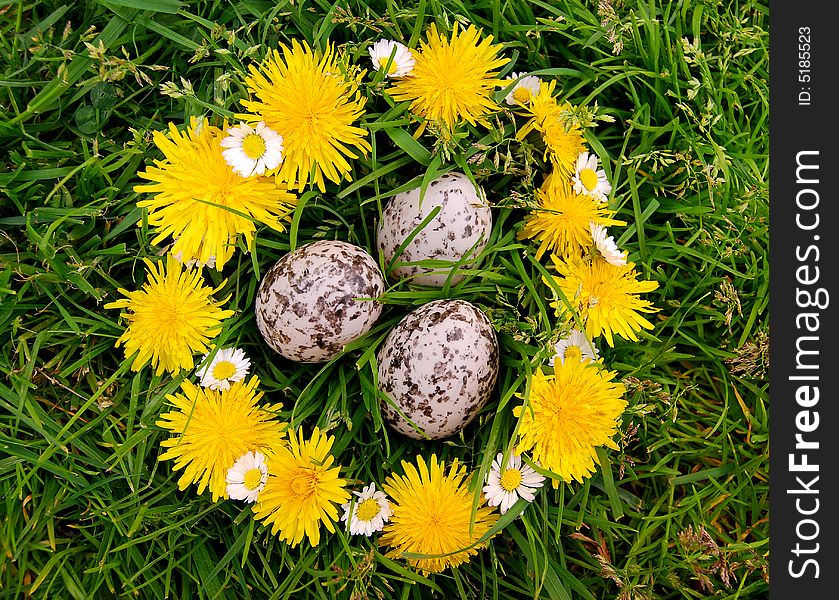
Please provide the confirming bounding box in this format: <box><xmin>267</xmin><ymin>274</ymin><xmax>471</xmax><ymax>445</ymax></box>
<box><xmin>769</xmin><ymin>2</ymin><xmax>837</xmax><ymax>596</ymax></box>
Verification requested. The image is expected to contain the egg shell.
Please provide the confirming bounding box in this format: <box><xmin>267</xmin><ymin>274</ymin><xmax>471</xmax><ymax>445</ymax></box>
<box><xmin>376</xmin><ymin>299</ymin><xmax>499</xmax><ymax>439</ymax></box>
<box><xmin>255</xmin><ymin>240</ymin><xmax>385</xmax><ymax>363</ymax></box>
<box><xmin>376</xmin><ymin>172</ymin><xmax>493</xmax><ymax>286</ymax></box>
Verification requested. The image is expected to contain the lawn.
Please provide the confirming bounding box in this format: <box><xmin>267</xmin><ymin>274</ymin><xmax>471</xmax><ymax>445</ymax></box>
<box><xmin>0</xmin><ymin>1</ymin><xmax>768</xmax><ymax>598</ymax></box>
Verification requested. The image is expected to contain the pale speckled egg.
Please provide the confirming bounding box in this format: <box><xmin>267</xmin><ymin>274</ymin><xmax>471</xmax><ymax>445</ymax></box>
<box><xmin>255</xmin><ymin>240</ymin><xmax>385</xmax><ymax>363</ymax></box>
<box><xmin>376</xmin><ymin>172</ymin><xmax>493</xmax><ymax>286</ymax></box>
<box><xmin>376</xmin><ymin>299</ymin><xmax>499</xmax><ymax>439</ymax></box>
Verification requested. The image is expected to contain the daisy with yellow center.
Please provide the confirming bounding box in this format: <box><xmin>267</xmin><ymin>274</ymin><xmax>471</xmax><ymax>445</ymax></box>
<box><xmin>550</xmin><ymin>329</ymin><xmax>600</xmax><ymax>367</ymax></box>
<box><xmin>572</xmin><ymin>152</ymin><xmax>612</xmax><ymax>201</ymax></box>
<box><xmin>341</xmin><ymin>483</ymin><xmax>393</xmax><ymax>537</ymax></box>
<box><xmin>590</xmin><ymin>222</ymin><xmax>627</xmax><ymax>266</ymax></box>
<box><xmin>226</xmin><ymin>450</ymin><xmax>269</xmax><ymax>503</ymax></box>
<box><xmin>514</xmin><ymin>365</ymin><xmax>626</xmax><ymax>485</ymax></box>
<box><xmin>380</xmin><ymin>454</ymin><xmax>499</xmax><ymax>575</ymax></box>
<box><xmin>105</xmin><ymin>256</ymin><xmax>234</xmax><ymax>376</ymax></box>
<box><xmin>548</xmin><ymin>256</ymin><xmax>659</xmax><ymax>347</ymax></box>
<box><xmin>195</xmin><ymin>347</ymin><xmax>251</xmax><ymax>391</ymax></box>
<box><xmin>242</xmin><ymin>40</ymin><xmax>371</xmax><ymax>192</ymax></box>
<box><xmin>220</xmin><ymin>121</ymin><xmax>284</xmax><ymax>177</ymax></box>
<box><xmin>482</xmin><ymin>453</ymin><xmax>545</xmax><ymax>514</ymax></box>
<box><xmin>369</xmin><ymin>39</ymin><xmax>415</xmax><ymax>77</ymax></box>
<box><xmin>388</xmin><ymin>23</ymin><xmax>509</xmax><ymax>131</ymax></box>
<box><xmin>504</xmin><ymin>72</ymin><xmax>542</xmax><ymax>106</ymax></box>
<box><xmin>156</xmin><ymin>377</ymin><xmax>287</xmax><ymax>501</ymax></box>
<box><xmin>516</xmin><ymin>80</ymin><xmax>587</xmax><ymax>173</ymax></box>
<box><xmin>134</xmin><ymin>119</ymin><xmax>297</xmax><ymax>270</ymax></box>
<box><xmin>518</xmin><ymin>175</ymin><xmax>625</xmax><ymax>260</ymax></box>
<box><xmin>252</xmin><ymin>427</ymin><xmax>349</xmax><ymax>547</ymax></box>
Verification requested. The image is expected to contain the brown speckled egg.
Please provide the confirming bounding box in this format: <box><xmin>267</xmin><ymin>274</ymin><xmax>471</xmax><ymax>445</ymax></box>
<box><xmin>376</xmin><ymin>299</ymin><xmax>499</xmax><ymax>439</ymax></box>
<box><xmin>376</xmin><ymin>172</ymin><xmax>493</xmax><ymax>286</ymax></box>
<box><xmin>255</xmin><ymin>241</ymin><xmax>385</xmax><ymax>363</ymax></box>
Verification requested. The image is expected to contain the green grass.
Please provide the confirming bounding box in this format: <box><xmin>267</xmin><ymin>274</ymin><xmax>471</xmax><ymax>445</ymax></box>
<box><xmin>0</xmin><ymin>0</ymin><xmax>768</xmax><ymax>598</ymax></box>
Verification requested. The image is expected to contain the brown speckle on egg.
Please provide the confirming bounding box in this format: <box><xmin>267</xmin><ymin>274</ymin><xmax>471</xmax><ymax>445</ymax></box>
<box><xmin>255</xmin><ymin>241</ymin><xmax>385</xmax><ymax>363</ymax></box>
<box><xmin>376</xmin><ymin>299</ymin><xmax>499</xmax><ymax>439</ymax></box>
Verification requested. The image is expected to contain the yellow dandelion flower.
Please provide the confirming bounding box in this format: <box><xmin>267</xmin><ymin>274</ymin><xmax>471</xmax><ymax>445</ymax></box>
<box><xmin>242</xmin><ymin>40</ymin><xmax>371</xmax><ymax>193</ymax></box>
<box><xmin>514</xmin><ymin>366</ymin><xmax>626</xmax><ymax>485</ymax></box>
<box><xmin>134</xmin><ymin>118</ymin><xmax>297</xmax><ymax>270</ymax></box>
<box><xmin>156</xmin><ymin>376</ymin><xmax>287</xmax><ymax>501</ymax></box>
<box><xmin>388</xmin><ymin>23</ymin><xmax>509</xmax><ymax>131</ymax></box>
<box><xmin>548</xmin><ymin>256</ymin><xmax>660</xmax><ymax>347</ymax></box>
<box><xmin>517</xmin><ymin>80</ymin><xmax>587</xmax><ymax>172</ymax></box>
<box><xmin>518</xmin><ymin>174</ymin><xmax>625</xmax><ymax>260</ymax></box>
<box><xmin>105</xmin><ymin>256</ymin><xmax>234</xmax><ymax>375</ymax></box>
<box><xmin>252</xmin><ymin>427</ymin><xmax>349</xmax><ymax>547</ymax></box>
<box><xmin>380</xmin><ymin>454</ymin><xmax>499</xmax><ymax>575</ymax></box>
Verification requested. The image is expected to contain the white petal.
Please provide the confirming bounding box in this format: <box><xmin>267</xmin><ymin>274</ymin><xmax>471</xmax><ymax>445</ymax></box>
<box><xmin>370</xmin><ymin>39</ymin><xmax>415</xmax><ymax>77</ymax></box>
<box><xmin>500</xmin><ymin>492</ymin><xmax>517</xmax><ymax>514</ymax></box>
<box><xmin>518</xmin><ymin>488</ymin><xmax>537</xmax><ymax>502</ymax></box>
<box><xmin>504</xmin><ymin>73</ymin><xmax>542</xmax><ymax>105</ymax></box>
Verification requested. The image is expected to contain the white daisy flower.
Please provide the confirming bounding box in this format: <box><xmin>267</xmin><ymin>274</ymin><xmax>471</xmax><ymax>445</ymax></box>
<box><xmin>220</xmin><ymin>121</ymin><xmax>284</xmax><ymax>178</ymax></box>
<box><xmin>195</xmin><ymin>347</ymin><xmax>251</xmax><ymax>391</ymax></box>
<box><xmin>572</xmin><ymin>152</ymin><xmax>612</xmax><ymax>201</ymax></box>
<box><xmin>504</xmin><ymin>72</ymin><xmax>542</xmax><ymax>106</ymax></box>
<box><xmin>549</xmin><ymin>329</ymin><xmax>600</xmax><ymax>367</ymax></box>
<box><xmin>369</xmin><ymin>40</ymin><xmax>415</xmax><ymax>77</ymax></box>
<box><xmin>340</xmin><ymin>483</ymin><xmax>393</xmax><ymax>536</ymax></box>
<box><xmin>171</xmin><ymin>250</ymin><xmax>216</xmax><ymax>270</ymax></box>
<box><xmin>169</xmin><ymin>234</ymin><xmax>217</xmax><ymax>270</ymax></box>
<box><xmin>483</xmin><ymin>453</ymin><xmax>545</xmax><ymax>514</ymax></box>
<box><xmin>590</xmin><ymin>222</ymin><xmax>627</xmax><ymax>267</ymax></box>
<box><xmin>225</xmin><ymin>451</ymin><xmax>268</xmax><ymax>503</ymax></box>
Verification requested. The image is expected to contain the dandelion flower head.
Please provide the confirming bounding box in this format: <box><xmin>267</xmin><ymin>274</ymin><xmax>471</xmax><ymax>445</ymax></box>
<box><xmin>548</xmin><ymin>256</ymin><xmax>659</xmax><ymax>347</ymax></box>
<box><xmin>134</xmin><ymin>118</ymin><xmax>297</xmax><ymax>270</ymax></box>
<box><xmin>514</xmin><ymin>366</ymin><xmax>626</xmax><ymax>485</ymax></box>
<box><xmin>518</xmin><ymin>175</ymin><xmax>624</xmax><ymax>260</ymax></box>
<box><xmin>242</xmin><ymin>40</ymin><xmax>371</xmax><ymax>192</ymax></box>
<box><xmin>156</xmin><ymin>377</ymin><xmax>287</xmax><ymax>501</ymax></box>
<box><xmin>517</xmin><ymin>80</ymin><xmax>587</xmax><ymax>173</ymax></box>
<box><xmin>253</xmin><ymin>427</ymin><xmax>349</xmax><ymax>547</ymax></box>
<box><xmin>380</xmin><ymin>454</ymin><xmax>499</xmax><ymax>575</ymax></box>
<box><xmin>388</xmin><ymin>23</ymin><xmax>509</xmax><ymax>131</ymax></box>
<box><xmin>105</xmin><ymin>256</ymin><xmax>234</xmax><ymax>375</ymax></box>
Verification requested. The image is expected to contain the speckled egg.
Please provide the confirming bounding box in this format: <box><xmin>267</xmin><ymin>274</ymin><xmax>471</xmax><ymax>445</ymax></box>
<box><xmin>255</xmin><ymin>241</ymin><xmax>385</xmax><ymax>363</ymax></box>
<box><xmin>376</xmin><ymin>299</ymin><xmax>499</xmax><ymax>439</ymax></box>
<box><xmin>376</xmin><ymin>172</ymin><xmax>493</xmax><ymax>286</ymax></box>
